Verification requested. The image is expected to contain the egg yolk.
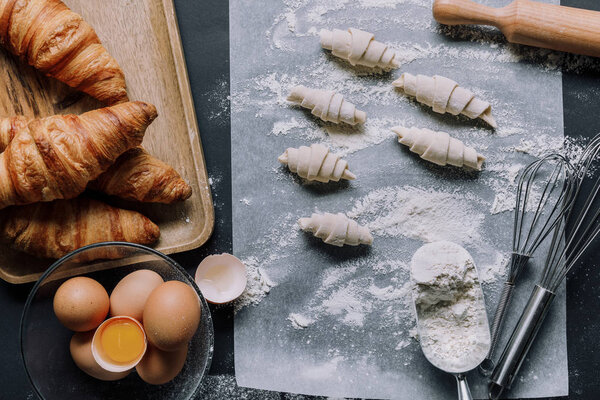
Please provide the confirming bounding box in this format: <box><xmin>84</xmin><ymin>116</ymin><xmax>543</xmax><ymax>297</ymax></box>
<box><xmin>99</xmin><ymin>319</ymin><xmax>145</xmax><ymax>364</ymax></box>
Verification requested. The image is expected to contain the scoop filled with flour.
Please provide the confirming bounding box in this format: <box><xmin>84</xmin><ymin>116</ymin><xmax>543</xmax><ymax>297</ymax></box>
<box><xmin>411</xmin><ymin>241</ymin><xmax>491</xmax><ymax>395</ymax></box>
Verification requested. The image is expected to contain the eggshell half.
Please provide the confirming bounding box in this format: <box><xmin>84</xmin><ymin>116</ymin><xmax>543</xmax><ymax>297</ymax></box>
<box><xmin>110</xmin><ymin>269</ymin><xmax>164</xmax><ymax>321</ymax></box>
<box><xmin>195</xmin><ymin>253</ymin><xmax>247</xmax><ymax>304</ymax></box>
<box><xmin>136</xmin><ymin>343</ymin><xmax>188</xmax><ymax>385</ymax></box>
<box><xmin>70</xmin><ymin>331</ymin><xmax>131</xmax><ymax>381</ymax></box>
<box><xmin>143</xmin><ymin>281</ymin><xmax>201</xmax><ymax>351</ymax></box>
<box><xmin>54</xmin><ymin>277</ymin><xmax>110</xmax><ymax>332</ymax></box>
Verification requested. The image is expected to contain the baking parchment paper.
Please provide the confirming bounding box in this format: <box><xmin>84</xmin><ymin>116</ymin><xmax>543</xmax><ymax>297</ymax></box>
<box><xmin>230</xmin><ymin>0</ymin><xmax>568</xmax><ymax>398</ymax></box>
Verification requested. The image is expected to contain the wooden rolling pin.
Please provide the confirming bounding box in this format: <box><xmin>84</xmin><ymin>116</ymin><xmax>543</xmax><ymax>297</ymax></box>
<box><xmin>433</xmin><ymin>0</ymin><xmax>600</xmax><ymax>57</ymax></box>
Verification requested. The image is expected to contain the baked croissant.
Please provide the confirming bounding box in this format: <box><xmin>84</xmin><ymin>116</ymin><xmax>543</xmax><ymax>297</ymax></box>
<box><xmin>0</xmin><ymin>0</ymin><xmax>128</xmax><ymax>105</ymax></box>
<box><xmin>89</xmin><ymin>147</ymin><xmax>192</xmax><ymax>203</ymax></box>
<box><xmin>393</xmin><ymin>73</ymin><xmax>497</xmax><ymax>128</ymax></box>
<box><xmin>0</xmin><ymin>197</ymin><xmax>160</xmax><ymax>259</ymax></box>
<box><xmin>0</xmin><ymin>115</ymin><xmax>27</xmax><ymax>152</ymax></box>
<box><xmin>0</xmin><ymin>101</ymin><xmax>157</xmax><ymax>209</ymax></box>
<box><xmin>0</xmin><ymin>118</ymin><xmax>191</xmax><ymax>204</ymax></box>
<box><xmin>299</xmin><ymin>212</ymin><xmax>373</xmax><ymax>247</ymax></box>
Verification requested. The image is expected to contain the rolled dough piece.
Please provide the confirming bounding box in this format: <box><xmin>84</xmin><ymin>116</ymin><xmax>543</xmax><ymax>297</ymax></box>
<box><xmin>298</xmin><ymin>212</ymin><xmax>373</xmax><ymax>247</ymax></box>
<box><xmin>287</xmin><ymin>85</ymin><xmax>366</xmax><ymax>125</ymax></box>
<box><xmin>278</xmin><ymin>143</ymin><xmax>356</xmax><ymax>183</ymax></box>
<box><xmin>393</xmin><ymin>73</ymin><xmax>497</xmax><ymax>128</ymax></box>
<box><xmin>392</xmin><ymin>126</ymin><xmax>485</xmax><ymax>170</ymax></box>
<box><xmin>320</xmin><ymin>28</ymin><xmax>399</xmax><ymax>70</ymax></box>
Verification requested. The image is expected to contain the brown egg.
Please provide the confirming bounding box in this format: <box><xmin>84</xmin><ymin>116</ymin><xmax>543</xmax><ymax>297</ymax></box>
<box><xmin>143</xmin><ymin>281</ymin><xmax>201</xmax><ymax>351</ymax></box>
<box><xmin>110</xmin><ymin>269</ymin><xmax>164</xmax><ymax>321</ymax></box>
<box><xmin>70</xmin><ymin>331</ymin><xmax>131</xmax><ymax>381</ymax></box>
<box><xmin>135</xmin><ymin>343</ymin><xmax>188</xmax><ymax>385</ymax></box>
<box><xmin>54</xmin><ymin>277</ymin><xmax>110</xmax><ymax>331</ymax></box>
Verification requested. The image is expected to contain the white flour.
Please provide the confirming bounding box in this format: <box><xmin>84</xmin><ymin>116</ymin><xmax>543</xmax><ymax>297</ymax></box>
<box><xmin>478</xmin><ymin>251</ymin><xmax>509</xmax><ymax>284</ymax></box>
<box><xmin>411</xmin><ymin>241</ymin><xmax>491</xmax><ymax>372</ymax></box>
<box><xmin>286</xmin><ymin>255</ymin><xmax>414</xmax><ymax>334</ymax></box>
<box><xmin>288</xmin><ymin>313</ymin><xmax>315</xmax><ymax>329</ymax></box>
<box><xmin>348</xmin><ymin>186</ymin><xmax>485</xmax><ymax>244</ymax></box>
<box><xmin>270</xmin><ymin>113</ymin><xmax>396</xmax><ymax>156</ymax></box>
<box><xmin>235</xmin><ymin>257</ymin><xmax>277</xmax><ymax>312</ymax></box>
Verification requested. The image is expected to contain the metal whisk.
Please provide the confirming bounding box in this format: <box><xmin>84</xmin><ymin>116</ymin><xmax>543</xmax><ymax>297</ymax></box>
<box><xmin>489</xmin><ymin>134</ymin><xmax>600</xmax><ymax>399</ymax></box>
<box><xmin>479</xmin><ymin>153</ymin><xmax>576</xmax><ymax>376</ymax></box>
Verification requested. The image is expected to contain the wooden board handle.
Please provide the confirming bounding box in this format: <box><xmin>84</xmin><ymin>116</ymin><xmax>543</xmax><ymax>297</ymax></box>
<box><xmin>433</xmin><ymin>0</ymin><xmax>600</xmax><ymax>58</ymax></box>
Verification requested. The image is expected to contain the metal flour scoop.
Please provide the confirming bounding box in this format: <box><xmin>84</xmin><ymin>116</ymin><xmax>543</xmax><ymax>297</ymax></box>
<box><xmin>410</xmin><ymin>241</ymin><xmax>491</xmax><ymax>400</ymax></box>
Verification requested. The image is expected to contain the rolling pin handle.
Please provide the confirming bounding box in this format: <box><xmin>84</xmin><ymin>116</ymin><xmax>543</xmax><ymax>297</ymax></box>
<box><xmin>433</xmin><ymin>0</ymin><xmax>500</xmax><ymax>27</ymax></box>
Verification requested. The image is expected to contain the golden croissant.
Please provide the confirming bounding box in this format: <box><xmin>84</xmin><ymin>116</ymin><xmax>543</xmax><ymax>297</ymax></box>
<box><xmin>89</xmin><ymin>147</ymin><xmax>192</xmax><ymax>203</ymax></box>
<box><xmin>0</xmin><ymin>101</ymin><xmax>157</xmax><ymax>209</ymax></box>
<box><xmin>0</xmin><ymin>0</ymin><xmax>128</xmax><ymax>105</ymax></box>
<box><xmin>0</xmin><ymin>197</ymin><xmax>160</xmax><ymax>259</ymax></box>
<box><xmin>0</xmin><ymin>122</ymin><xmax>191</xmax><ymax>204</ymax></box>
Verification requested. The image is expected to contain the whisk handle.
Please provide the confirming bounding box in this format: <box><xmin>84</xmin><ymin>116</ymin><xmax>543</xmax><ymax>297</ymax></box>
<box><xmin>479</xmin><ymin>281</ymin><xmax>515</xmax><ymax>376</ymax></box>
<box><xmin>488</xmin><ymin>285</ymin><xmax>555</xmax><ymax>400</ymax></box>
<box><xmin>455</xmin><ymin>374</ymin><xmax>473</xmax><ymax>400</ymax></box>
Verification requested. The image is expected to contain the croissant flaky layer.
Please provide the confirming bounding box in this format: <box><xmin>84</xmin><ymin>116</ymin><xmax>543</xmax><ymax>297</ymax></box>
<box><xmin>0</xmin><ymin>115</ymin><xmax>27</xmax><ymax>152</ymax></box>
<box><xmin>0</xmin><ymin>197</ymin><xmax>160</xmax><ymax>259</ymax></box>
<box><xmin>0</xmin><ymin>116</ymin><xmax>190</xmax><ymax>204</ymax></box>
<box><xmin>0</xmin><ymin>101</ymin><xmax>157</xmax><ymax>209</ymax></box>
<box><xmin>0</xmin><ymin>0</ymin><xmax>128</xmax><ymax>104</ymax></box>
<box><xmin>89</xmin><ymin>147</ymin><xmax>192</xmax><ymax>204</ymax></box>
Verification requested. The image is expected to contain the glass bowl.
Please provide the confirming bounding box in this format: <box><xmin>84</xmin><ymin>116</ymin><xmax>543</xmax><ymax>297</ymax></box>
<box><xmin>20</xmin><ymin>242</ymin><xmax>213</xmax><ymax>400</ymax></box>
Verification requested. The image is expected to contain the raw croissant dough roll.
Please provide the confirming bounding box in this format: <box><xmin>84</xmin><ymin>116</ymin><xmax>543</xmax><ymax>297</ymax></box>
<box><xmin>320</xmin><ymin>28</ymin><xmax>398</xmax><ymax>70</ymax></box>
<box><xmin>278</xmin><ymin>144</ymin><xmax>355</xmax><ymax>183</ymax></box>
<box><xmin>299</xmin><ymin>212</ymin><xmax>373</xmax><ymax>247</ymax></box>
<box><xmin>392</xmin><ymin>126</ymin><xmax>485</xmax><ymax>170</ymax></box>
<box><xmin>393</xmin><ymin>73</ymin><xmax>497</xmax><ymax>128</ymax></box>
<box><xmin>287</xmin><ymin>85</ymin><xmax>366</xmax><ymax>125</ymax></box>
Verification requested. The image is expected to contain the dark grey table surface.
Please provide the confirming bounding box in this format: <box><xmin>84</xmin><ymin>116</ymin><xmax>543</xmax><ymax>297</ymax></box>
<box><xmin>1</xmin><ymin>0</ymin><xmax>599</xmax><ymax>399</ymax></box>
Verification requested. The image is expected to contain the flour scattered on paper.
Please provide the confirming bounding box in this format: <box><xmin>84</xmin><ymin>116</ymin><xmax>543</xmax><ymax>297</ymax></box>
<box><xmin>286</xmin><ymin>255</ymin><xmax>415</xmax><ymax>334</ymax></box>
<box><xmin>235</xmin><ymin>257</ymin><xmax>277</xmax><ymax>312</ymax></box>
<box><xmin>479</xmin><ymin>251</ymin><xmax>510</xmax><ymax>284</ymax></box>
<box><xmin>301</xmin><ymin>356</ymin><xmax>345</xmax><ymax>381</ymax></box>
<box><xmin>348</xmin><ymin>186</ymin><xmax>485</xmax><ymax>244</ymax></box>
<box><xmin>270</xmin><ymin>113</ymin><xmax>396</xmax><ymax>157</ymax></box>
<box><xmin>288</xmin><ymin>313</ymin><xmax>315</xmax><ymax>329</ymax></box>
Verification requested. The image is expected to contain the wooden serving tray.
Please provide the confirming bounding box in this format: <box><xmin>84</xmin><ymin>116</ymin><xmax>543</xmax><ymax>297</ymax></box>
<box><xmin>0</xmin><ymin>0</ymin><xmax>214</xmax><ymax>284</ymax></box>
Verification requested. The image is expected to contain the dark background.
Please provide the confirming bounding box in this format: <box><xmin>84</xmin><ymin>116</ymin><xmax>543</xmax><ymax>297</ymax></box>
<box><xmin>1</xmin><ymin>0</ymin><xmax>599</xmax><ymax>398</ymax></box>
